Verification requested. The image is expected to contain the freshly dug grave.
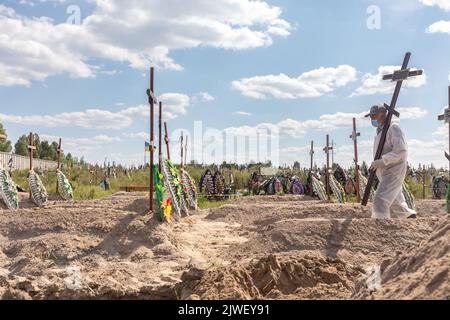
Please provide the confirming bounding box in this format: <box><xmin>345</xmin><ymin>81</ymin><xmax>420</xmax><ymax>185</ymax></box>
<box><xmin>176</xmin><ymin>252</ymin><xmax>365</xmax><ymax>300</ymax></box>
<box><xmin>0</xmin><ymin>193</ymin><xmax>448</xmax><ymax>300</ymax></box>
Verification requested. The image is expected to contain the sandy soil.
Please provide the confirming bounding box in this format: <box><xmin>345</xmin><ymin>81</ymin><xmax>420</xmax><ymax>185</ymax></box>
<box><xmin>0</xmin><ymin>193</ymin><xmax>448</xmax><ymax>300</ymax></box>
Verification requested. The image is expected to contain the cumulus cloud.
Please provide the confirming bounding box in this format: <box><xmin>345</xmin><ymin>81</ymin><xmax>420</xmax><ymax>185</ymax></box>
<box><xmin>420</xmin><ymin>0</ymin><xmax>450</xmax><ymax>11</ymax></box>
<box><xmin>426</xmin><ymin>20</ymin><xmax>450</xmax><ymax>34</ymax></box>
<box><xmin>40</xmin><ymin>133</ymin><xmax>121</xmax><ymax>155</ymax></box>
<box><xmin>232</xmin><ymin>65</ymin><xmax>358</xmax><ymax>99</ymax></box>
<box><xmin>222</xmin><ymin>107</ymin><xmax>427</xmax><ymax>139</ymax></box>
<box><xmin>351</xmin><ymin>65</ymin><xmax>426</xmax><ymax>97</ymax></box>
<box><xmin>0</xmin><ymin>92</ymin><xmax>191</xmax><ymax>129</ymax></box>
<box><xmin>0</xmin><ymin>0</ymin><xmax>291</xmax><ymax>86</ymax></box>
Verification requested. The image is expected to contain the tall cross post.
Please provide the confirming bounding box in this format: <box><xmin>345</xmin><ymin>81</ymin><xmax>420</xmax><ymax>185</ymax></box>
<box><xmin>146</xmin><ymin>66</ymin><xmax>158</xmax><ymax>212</ymax></box>
<box><xmin>323</xmin><ymin>135</ymin><xmax>333</xmax><ymax>201</ymax></box>
<box><xmin>0</xmin><ymin>133</ymin><xmax>6</xmax><ymax>168</ymax></box>
<box><xmin>56</xmin><ymin>138</ymin><xmax>63</xmax><ymax>193</ymax></box>
<box><xmin>349</xmin><ymin>118</ymin><xmax>361</xmax><ymax>202</ymax></box>
<box><xmin>28</xmin><ymin>132</ymin><xmax>36</xmax><ymax>199</ymax></box>
<box><xmin>362</xmin><ymin>52</ymin><xmax>423</xmax><ymax>206</ymax></box>
<box><xmin>309</xmin><ymin>141</ymin><xmax>314</xmax><ymax>196</ymax></box>
<box><xmin>180</xmin><ymin>131</ymin><xmax>184</xmax><ymax>169</ymax></box>
<box><xmin>164</xmin><ymin>122</ymin><xmax>171</xmax><ymax>160</ymax></box>
<box><xmin>158</xmin><ymin>101</ymin><xmax>162</xmax><ymax>171</ymax></box>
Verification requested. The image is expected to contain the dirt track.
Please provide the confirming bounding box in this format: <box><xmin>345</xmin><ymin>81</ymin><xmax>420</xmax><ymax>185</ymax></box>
<box><xmin>0</xmin><ymin>193</ymin><xmax>448</xmax><ymax>300</ymax></box>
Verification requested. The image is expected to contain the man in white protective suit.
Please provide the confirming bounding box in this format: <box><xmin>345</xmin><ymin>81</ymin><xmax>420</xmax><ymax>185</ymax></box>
<box><xmin>365</xmin><ymin>104</ymin><xmax>417</xmax><ymax>219</ymax></box>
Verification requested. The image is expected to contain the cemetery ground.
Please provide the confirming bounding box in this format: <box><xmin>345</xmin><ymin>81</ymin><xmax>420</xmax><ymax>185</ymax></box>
<box><xmin>0</xmin><ymin>192</ymin><xmax>448</xmax><ymax>300</ymax></box>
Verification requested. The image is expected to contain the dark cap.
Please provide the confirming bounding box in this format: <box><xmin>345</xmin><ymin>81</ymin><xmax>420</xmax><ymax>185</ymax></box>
<box><xmin>365</xmin><ymin>104</ymin><xmax>387</xmax><ymax>118</ymax></box>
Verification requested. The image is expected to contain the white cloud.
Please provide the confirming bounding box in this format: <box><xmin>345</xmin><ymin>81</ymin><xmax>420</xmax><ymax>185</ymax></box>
<box><xmin>222</xmin><ymin>107</ymin><xmax>427</xmax><ymax>139</ymax></box>
<box><xmin>420</xmin><ymin>0</ymin><xmax>450</xmax><ymax>11</ymax></box>
<box><xmin>122</xmin><ymin>132</ymin><xmax>150</xmax><ymax>140</ymax></box>
<box><xmin>232</xmin><ymin>111</ymin><xmax>252</xmax><ymax>116</ymax></box>
<box><xmin>198</xmin><ymin>92</ymin><xmax>215</xmax><ymax>102</ymax></box>
<box><xmin>232</xmin><ymin>65</ymin><xmax>358</xmax><ymax>99</ymax></box>
<box><xmin>426</xmin><ymin>20</ymin><xmax>450</xmax><ymax>34</ymax></box>
<box><xmin>0</xmin><ymin>93</ymin><xmax>190</xmax><ymax>129</ymax></box>
<box><xmin>0</xmin><ymin>0</ymin><xmax>291</xmax><ymax>86</ymax></box>
<box><xmin>351</xmin><ymin>65</ymin><xmax>426</xmax><ymax>97</ymax></box>
<box><xmin>40</xmin><ymin>133</ymin><xmax>121</xmax><ymax>155</ymax></box>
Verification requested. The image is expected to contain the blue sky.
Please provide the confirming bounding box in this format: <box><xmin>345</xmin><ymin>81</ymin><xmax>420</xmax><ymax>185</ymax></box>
<box><xmin>0</xmin><ymin>0</ymin><xmax>450</xmax><ymax>168</ymax></box>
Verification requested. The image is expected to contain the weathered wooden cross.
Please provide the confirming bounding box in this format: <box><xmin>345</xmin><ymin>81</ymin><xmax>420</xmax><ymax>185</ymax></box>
<box><xmin>146</xmin><ymin>66</ymin><xmax>158</xmax><ymax>212</ymax></box>
<box><xmin>349</xmin><ymin>117</ymin><xmax>361</xmax><ymax>202</ymax></box>
<box><xmin>362</xmin><ymin>52</ymin><xmax>424</xmax><ymax>206</ymax></box>
<box><xmin>184</xmin><ymin>135</ymin><xmax>188</xmax><ymax>167</ymax></box>
<box><xmin>180</xmin><ymin>131</ymin><xmax>184</xmax><ymax>169</ymax></box>
<box><xmin>437</xmin><ymin>86</ymin><xmax>450</xmax><ymax>212</ymax></box>
<box><xmin>309</xmin><ymin>141</ymin><xmax>314</xmax><ymax>196</ymax></box>
<box><xmin>0</xmin><ymin>133</ymin><xmax>6</xmax><ymax>168</ymax></box>
<box><xmin>56</xmin><ymin>138</ymin><xmax>63</xmax><ymax>192</ymax></box>
<box><xmin>158</xmin><ymin>101</ymin><xmax>162</xmax><ymax>171</ymax></box>
<box><xmin>323</xmin><ymin>135</ymin><xmax>333</xmax><ymax>201</ymax></box>
<box><xmin>164</xmin><ymin>121</ymin><xmax>171</xmax><ymax>160</ymax></box>
<box><xmin>28</xmin><ymin>132</ymin><xmax>36</xmax><ymax>199</ymax></box>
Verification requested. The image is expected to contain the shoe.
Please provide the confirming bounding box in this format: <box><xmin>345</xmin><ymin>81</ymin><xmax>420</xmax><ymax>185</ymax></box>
<box><xmin>407</xmin><ymin>214</ymin><xmax>417</xmax><ymax>219</ymax></box>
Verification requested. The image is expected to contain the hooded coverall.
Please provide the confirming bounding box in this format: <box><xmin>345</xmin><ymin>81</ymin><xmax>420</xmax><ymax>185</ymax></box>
<box><xmin>372</xmin><ymin>122</ymin><xmax>417</xmax><ymax>219</ymax></box>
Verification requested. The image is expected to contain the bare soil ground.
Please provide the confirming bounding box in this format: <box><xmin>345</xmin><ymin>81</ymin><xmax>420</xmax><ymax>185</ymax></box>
<box><xmin>0</xmin><ymin>193</ymin><xmax>448</xmax><ymax>300</ymax></box>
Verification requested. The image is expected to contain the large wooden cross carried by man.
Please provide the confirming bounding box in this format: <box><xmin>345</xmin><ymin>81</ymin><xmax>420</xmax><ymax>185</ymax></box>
<box><xmin>361</xmin><ymin>52</ymin><xmax>423</xmax><ymax>206</ymax></box>
<box><xmin>437</xmin><ymin>86</ymin><xmax>450</xmax><ymax>213</ymax></box>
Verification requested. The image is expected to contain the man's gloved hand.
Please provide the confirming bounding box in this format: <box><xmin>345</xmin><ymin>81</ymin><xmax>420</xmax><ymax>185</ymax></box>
<box><xmin>370</xmin><ymin>159</ymin><xmax>386</xmax><ymax>171</ymax></box>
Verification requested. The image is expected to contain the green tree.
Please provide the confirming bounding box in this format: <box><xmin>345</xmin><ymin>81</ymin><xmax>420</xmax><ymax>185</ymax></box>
<box><xmin>14</xmin><ymin>135</ymin><xmax>29</xmax><ymax>156</ymax></box>
<box><xmin>39</xmin><ymin>141</ymin><xmax>56</xmax><ymax>160</ymax></box>
<box><xmin>0</xmin><ymin>123</ymin><xmax>12</xmax><ymax>153</ymax></box>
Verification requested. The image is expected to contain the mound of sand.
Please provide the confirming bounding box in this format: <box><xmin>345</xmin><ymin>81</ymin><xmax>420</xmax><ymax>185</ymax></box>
<box><xmin>176</xmin><ymin>252</ymin><xmax>365</xmax><ymax>300</ymax></box>
<box><xmin>355</xmin><ymin>217</ymin><xmax>449</xmax><ymax>300</ymax></box>
<box><xmin>0</xmin><ymin>193</ymin><xmax>448</xmax><ymax>300</ymax></box>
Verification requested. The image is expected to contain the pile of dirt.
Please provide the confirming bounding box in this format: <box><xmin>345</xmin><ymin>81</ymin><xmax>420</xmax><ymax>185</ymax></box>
<box><xmin>176</xmin><ymin>252</ymin><xmax>365</xmax><ymax>300</ymax></box>
<box><xmin>355</xmin><ymin>217</ymin><xmax>449</xmax><ymax>300</ymax></box>
<box><xmin>0</xmin><ymin>193</ymin><xmax>447</xmax><ymax>300</ymax></box>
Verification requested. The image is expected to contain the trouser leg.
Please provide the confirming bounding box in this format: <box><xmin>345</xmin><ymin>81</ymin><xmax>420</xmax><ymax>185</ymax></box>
<box><xmin>372</xmin><ymin>165</ymin><xmax>406</xmax><ymax>219</ymax></box>
<box><xmin>390</xmin><ymin>189</ymin><xmax>417</xmax><ymax>218</ymax></box>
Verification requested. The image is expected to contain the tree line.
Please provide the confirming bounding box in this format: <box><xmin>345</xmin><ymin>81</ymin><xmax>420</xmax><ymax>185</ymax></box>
<box><xmin>0</xmin><ymin>122</ymin><xmax>75</xmax><ymax>162</ymax></box>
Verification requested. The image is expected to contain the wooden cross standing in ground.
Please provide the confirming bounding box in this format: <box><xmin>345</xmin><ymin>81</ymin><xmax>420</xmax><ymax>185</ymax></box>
<box><xmin>0</xmin><ymin>133</ymin><xmax>6</xmax><ymax>168</ymax></box>
<box><xmin>28</xmin><ymin>132</ymin><xmax>36</xmax><ymax>199</ymax></box>
<box><xmin>309</xmin><ymin>141</ymin><xmax>314</xmax><ymax>196</ymax></box>
<box><xmin>362</xmin><ymin>52</ymin><xmax>423</xmax><ymax>206</ymax></box>
<box><xmin>56</xmin><ymin>138</ymin><xmax>63</xmax><ymax>193</ymax></box>
<box><xmin>146</xmin><ymin>66</ymin><xmax>158</xmax><ymax>212</ymax></box>
<box><xmin>349</xmin><ymin>117</ymin><xmax>361</xmax><ymax>202</ymax></box>
<box><xmin>437</xmin><ymin>86</ymin><xmax>450</xmax><ymax>213</ymax></box>
<box><xmin>323</xmin><ymin>134</ymin><xmax>333</xmax><ymax>201</ymax></box>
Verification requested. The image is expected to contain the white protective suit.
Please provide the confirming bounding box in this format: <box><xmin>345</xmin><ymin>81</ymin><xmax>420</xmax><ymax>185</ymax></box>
<box><xmin>372</xmin><ymin>122</ymin><xmax>417</xmax><ymax>219</ymax></box>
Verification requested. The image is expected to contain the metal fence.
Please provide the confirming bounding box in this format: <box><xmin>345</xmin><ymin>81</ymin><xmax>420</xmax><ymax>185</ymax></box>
<box><xmin>0</xmin><ymin>151</ymin><xmax>58</xmax><ymax>171</ymax></box>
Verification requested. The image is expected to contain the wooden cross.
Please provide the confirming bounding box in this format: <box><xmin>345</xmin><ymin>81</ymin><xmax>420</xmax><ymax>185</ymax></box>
<box><xmin>164</xmin><ymin>121</ymin><xmax>171</xmax><ymax>160</ymax></box>
<box><xmin>56</xmin><ymin>138</ymin><xmax>63</xmax><ymax>192</ymax></box>
<box><xmin>146</xmin><ymin>66</ymin><xmax>157</xmax><ymax>212</ymax></box>
<box><xmin>437</xmin><ymin>86</ymin><xmax>450</xmax><ymax>212</ymax></box>
<box><xmin>28</xmin><ymin>132</ymin><xmax>36</xmax><ymax>199</ymax></box>
<box><xmin>323</xmin><ymin>134</ymin><xmax>333</xmax><ymax>201</ymax></box>
<box><xmin>349</xmin><ymin>117</ymin><xmax>361</xmax><ymax>202</ymax></box>
<box><xmin>0</xmin><ymin>134</ymin><xmax>6</xmax><ymax>168</ymax></box>
<box><xmin>158</xmin><ymin>101</ymin><xmax>162</xmax><ymax>171</ymax></box>
<box><xmin>362</xmin><ymin>52</ymin><xmax>424</xmax><ymax>206</ymax></box>
<box><xmin>309</xmin><ymin>141</ymin><xmax>314</xmax><ymax>196</ymax></box>
<box><xmin>180</xmin><ymin>132</ymin><xmax>184</xmax><ymax>169</ymax></box>
<box><xmin>184</xmin><ymin>135</ymin><xmax>188</xmax><ymax>167</ymax></box>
